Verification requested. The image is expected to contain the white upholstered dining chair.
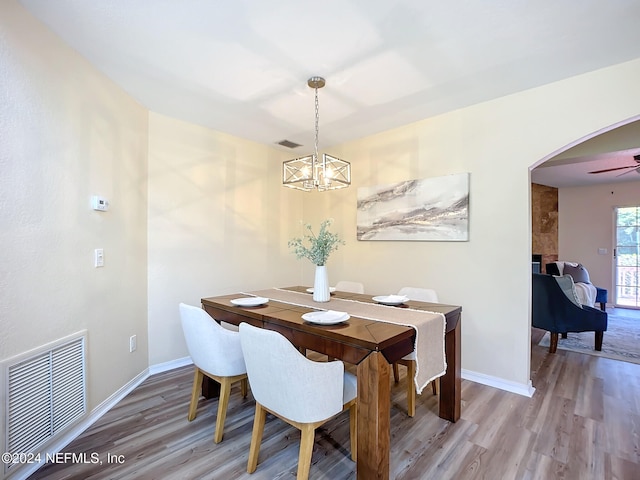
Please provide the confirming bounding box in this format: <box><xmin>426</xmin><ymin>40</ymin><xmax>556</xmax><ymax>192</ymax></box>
<box><xmin>334</xmin><ymin>280</ymin><xmax>365</xmax><ymax>294</ymax></box>
<box><xmin>179</xmin><ymin>303</ymin><xmax>248</xmax><ymax>443</ymax></box>
<box><xmin>239</xmin><ymin>322</ymin><xmax>357</xmax><ymax>480</ymax></box>
<box><xmin>394</xmin><ymin>287</ymin><xmax>439</xmax><ymax>417</ymax></box>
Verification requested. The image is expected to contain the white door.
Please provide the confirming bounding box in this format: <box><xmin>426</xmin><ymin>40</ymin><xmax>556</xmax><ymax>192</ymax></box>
<box><xmin>615</xmin><ymin>206</ymin><xmax>640</xmax><ymax>308</ymax></box>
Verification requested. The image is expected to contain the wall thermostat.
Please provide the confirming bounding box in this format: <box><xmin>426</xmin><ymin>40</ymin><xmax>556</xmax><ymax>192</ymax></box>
<box><xmin>91</xmin><ymin>195</ymin><xmax>109</xmax><ymax>211</ymax></box>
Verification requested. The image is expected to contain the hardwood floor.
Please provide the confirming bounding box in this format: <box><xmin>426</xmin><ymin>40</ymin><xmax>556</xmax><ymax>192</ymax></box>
<box><xmin>29</xmin><ymin>337</ymin><xmax>640</xmax><ymax>479</ymax></box>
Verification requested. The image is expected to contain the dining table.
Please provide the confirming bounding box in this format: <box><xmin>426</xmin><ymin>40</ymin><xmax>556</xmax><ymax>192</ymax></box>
<box><xmin>201</xmin><ymin>286</ymin><xmax>461</xmax><ymax>480</ymax></box>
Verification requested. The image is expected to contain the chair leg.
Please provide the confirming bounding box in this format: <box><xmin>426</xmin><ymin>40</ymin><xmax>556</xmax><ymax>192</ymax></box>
<box><xmin>297</xmin><ymin>424</ymin><xmax>316</xmax><ymax>480</ymax></box>
<box><xmin>406</xmin><ymin>360</ymin><xmax>416</xmax><ymax>417</ymax></box>
<box><xmin>188</xmin><ymin>368</ymin><xmax>204</xmax><ymax>421</ymax></box>
<box><xmin>393</xmin><ymin>363</ymin><xmax>400</xmax><ymax>383</ymax></box>
<box><xmin>349</xmin><ymin>403</ymin><xmax>357</xmax><ymax>462</ymax></box>
<box><xmin>247</xmin><ymin>403</ymin><xmax>267</xmax><ymax>474</ymax></box>
<box><xmin>240</xmin><ymin>377</ymin><xmax>248</xmax><ymax>398</ymax></box>
<box><xmin>549</xmin><ymin>333</ymin><xmax>559</xmax><ymax>353</ymax></box>
<box><xmin>431</xmin><ymin>378</ymin><xmax>438</xmax><ymax>395</ymax></box>
<box><xmin>595</xmin><ymin>331</ymin><xmax>604</xmax><ymax>351</ymax></box>
<box><xmin>214</xmin><ymin>377</ymin><xmax>232</xmax><ymax>443</ymax></box>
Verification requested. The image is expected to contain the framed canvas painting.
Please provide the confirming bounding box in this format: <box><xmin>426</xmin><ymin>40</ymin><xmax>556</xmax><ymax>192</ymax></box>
<box><xmin>357</xmin><ymin>173</ymin><xmax>469</xmax><ymax>241</ymax></box>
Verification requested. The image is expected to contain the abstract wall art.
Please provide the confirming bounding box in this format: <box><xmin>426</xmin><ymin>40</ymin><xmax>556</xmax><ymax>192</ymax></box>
<box><xmin>356</xmin><ymin>173</ymin><xmax>470</xmax><ymax>241</ymax></box>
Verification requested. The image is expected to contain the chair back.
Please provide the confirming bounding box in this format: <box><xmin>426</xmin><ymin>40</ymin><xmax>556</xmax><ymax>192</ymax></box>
<box><xmin>239</xmin><ymin>323</ymin><xmax>346</xmax><ymax>423</ymax></box>
<box><xmin>335</xmin><ymin>280</ymin><xmax>365</xmax><ymax>294</ymax></box>
<box><xmin>179</xmin><ymin>303</ymin><xmax>246</xmax><ymax>377</ymax></box>
<box><xmin>398</xmin><ymin>286</ymin><xmax>438</xmax><ymax>302</ymax></box>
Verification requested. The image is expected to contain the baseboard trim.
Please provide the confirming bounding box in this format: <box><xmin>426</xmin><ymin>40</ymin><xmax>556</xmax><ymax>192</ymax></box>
<box><xmin>462</xmin><ymin>369</ymin><xmax>536</xmax><ymax>397</ymax></box>
<box><xmin>148</xmin><ymin>356</ymin><xmax>192</xmax><ymax>376</ymax></box>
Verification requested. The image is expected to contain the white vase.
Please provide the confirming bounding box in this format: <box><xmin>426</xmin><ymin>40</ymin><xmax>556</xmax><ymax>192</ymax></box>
<box><xmin>313</xmin><ymin>265</ymin><xmax>331</xmax><ymax>302</ymax></box>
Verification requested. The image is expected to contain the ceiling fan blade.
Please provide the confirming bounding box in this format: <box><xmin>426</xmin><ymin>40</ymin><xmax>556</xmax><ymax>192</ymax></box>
<box><xmin>588</xmin><ymin>165</ymin><xmax>638</xmax><ymax>174</ymax></box>
<box><xmin>617</xmin><ymin>166</ymin><xmax>640</xmax><ymax>177</ymax></box>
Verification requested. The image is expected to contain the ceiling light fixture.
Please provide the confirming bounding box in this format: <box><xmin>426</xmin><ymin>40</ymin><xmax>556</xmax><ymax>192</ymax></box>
<box><xmin>282</xmin><ymin>77</ymin><xmax>351</xmax><ymax>191</ymax></box>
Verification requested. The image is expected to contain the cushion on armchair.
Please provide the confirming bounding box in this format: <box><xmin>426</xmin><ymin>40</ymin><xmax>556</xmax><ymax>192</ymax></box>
<box><xmin>545</xmin><ymin>263</ymin><xmax>561</xmax><ymax>276</ymax></box>
<box><xmin>563</xmin><ymin>263</ymin><xmax>591</xmax><ymax>284</ymax></box>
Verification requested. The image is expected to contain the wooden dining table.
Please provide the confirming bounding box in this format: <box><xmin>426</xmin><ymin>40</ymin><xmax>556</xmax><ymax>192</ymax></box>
<box><xmin>201</xmin><ymin>286</ymin><xmax>461</xmax><ymax>480</ymax></box>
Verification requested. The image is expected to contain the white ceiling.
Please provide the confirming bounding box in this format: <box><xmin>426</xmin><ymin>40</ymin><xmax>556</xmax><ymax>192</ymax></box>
<box><xmin>18</xmin><ymin>0</ymin><xmax>640</xmax><ymax>186</ymax></box>
<box><xmin>531</xmin><ymin>148</ymin><xmax>640</xmax><ymax>188</ymax></box>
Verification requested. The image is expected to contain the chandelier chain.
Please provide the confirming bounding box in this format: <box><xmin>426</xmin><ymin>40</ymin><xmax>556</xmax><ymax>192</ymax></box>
<box><xmin>314</xmin><ymin>86</ymin><xmax>319</xmax><ymax>165</ymax></box>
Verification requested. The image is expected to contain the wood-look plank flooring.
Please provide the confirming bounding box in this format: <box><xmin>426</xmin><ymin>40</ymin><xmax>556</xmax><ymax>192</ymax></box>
<box><xmin>29</xmin><ymin>325</ymin><xmax>640</xmax><ymax>479</ymax></box>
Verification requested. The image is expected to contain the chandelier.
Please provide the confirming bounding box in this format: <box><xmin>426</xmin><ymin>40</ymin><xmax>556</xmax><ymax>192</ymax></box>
<box><xmin>282</xmin><ymin>77</ymin><xmax>351</xmax><ymax>191</ymax></box>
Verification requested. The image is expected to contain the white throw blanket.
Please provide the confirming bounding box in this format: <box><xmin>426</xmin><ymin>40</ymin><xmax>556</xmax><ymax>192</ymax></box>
<box><xmin>555</xmin><ymin>261</ymin><xmax>597</xmax><ymax>307</ymax></box>
<box><xmin>573</xmin><ymin>281</ymin><xmax>597</xmax><ymax>307</ymax></box>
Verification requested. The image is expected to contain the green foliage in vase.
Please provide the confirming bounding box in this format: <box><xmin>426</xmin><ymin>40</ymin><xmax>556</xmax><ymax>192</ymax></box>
<box><xmin>288</xmin><ymin>219</ymin><xmax>345</xmax><ymax>266</ymax></box>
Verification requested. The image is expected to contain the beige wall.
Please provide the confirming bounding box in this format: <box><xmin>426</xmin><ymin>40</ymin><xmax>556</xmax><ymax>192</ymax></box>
<box><xmin>3</xmin><ymin>0</ymin><xmax>640</xmax><ymax>417</ymax></box>
<box><xmin>559</xmin><ymin>181</ymin><xmax>640</xmax><ymax>299</ymax></box>
<box><xmin>300</xmin><ymin>60</ymin><xmax>640</xmax><ymax>390</ymax></box>
<box><xmin>0</xmin><ymin>0</ymin><xmax>149</xmax><ymax>410</ymax></box>
<box><xmin>146</xmin><ymin>113</ymin><xmax>301</xmax><ymax>364</ymax></box>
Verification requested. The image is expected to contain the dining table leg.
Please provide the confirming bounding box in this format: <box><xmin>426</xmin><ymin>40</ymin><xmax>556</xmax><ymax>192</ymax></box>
<box><xmin>201</xmin><ymin>376</ymin><xmax>220</xmax><ymax>399</ymax></box>
<box><xmin>356</xmin><ymin>350</ymin><xmax>391</xmax><ymax>480</ymax></box>
<box><xmin>439</xmin><ymin>315</ymin><xmax>461</xmax><ymax>422</ymax></box>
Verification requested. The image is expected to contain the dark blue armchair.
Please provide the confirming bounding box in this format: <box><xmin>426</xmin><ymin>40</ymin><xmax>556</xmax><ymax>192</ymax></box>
<box><xmin>532</xmin><ymin>273</ymin><xmax>608</xmax><ymax>353</ymax></box>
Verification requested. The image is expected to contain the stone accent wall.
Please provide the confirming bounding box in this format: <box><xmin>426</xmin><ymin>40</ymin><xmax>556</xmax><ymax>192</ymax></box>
<box><xmin>531</xmin><ymin>183</ymin><xmax>558</xmax><ymax>272</ymax></box>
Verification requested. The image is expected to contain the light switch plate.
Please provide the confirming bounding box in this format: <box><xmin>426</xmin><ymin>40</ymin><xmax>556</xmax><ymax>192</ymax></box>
<box><xmin>94</xmin><ymin>248</ymin><xmax>104</xmax><ymax>267</ymax></box>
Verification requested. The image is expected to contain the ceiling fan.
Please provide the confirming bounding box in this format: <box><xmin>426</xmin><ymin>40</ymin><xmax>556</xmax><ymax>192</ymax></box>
<box><xmin>588</xmin><ymin>154</ymin><xmax>640</xmax><ymax>176</ymax></box>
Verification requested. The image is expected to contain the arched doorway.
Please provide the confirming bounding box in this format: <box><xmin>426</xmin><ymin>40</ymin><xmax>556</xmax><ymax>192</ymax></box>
<box><xmin>529</xmin><ymin>116</ymin><xmax>640</xmax><ymax>372</ymax></box>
